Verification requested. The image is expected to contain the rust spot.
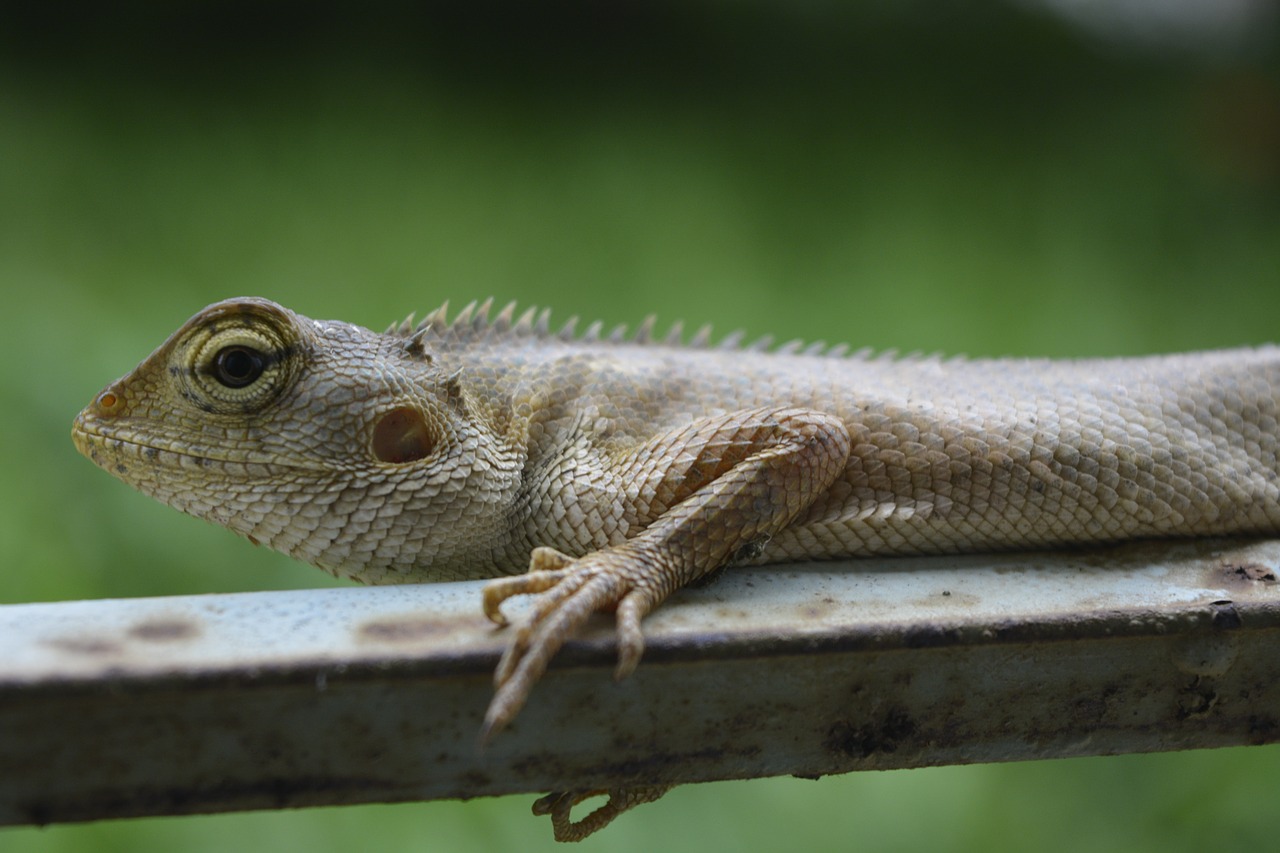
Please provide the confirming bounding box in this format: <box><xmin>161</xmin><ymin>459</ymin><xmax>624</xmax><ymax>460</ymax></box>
<box><xmin>359</xmin><ymin>618</ymin><xmax>450</xmax><ymax>642</ymax></box>
<box><xmin>129</xmin><ymin>619</ymin><xmax>199</xmax><ymax>642</ymax></box>
<box><xmin>1220</xmin><ymin>562</ymin><xmax>1278</xmax><ymax>583</ymax></box>
<box><xmin>45</xmin><ymin>637</ymin><xmax>123</xmax><ymax>656</ymax></box>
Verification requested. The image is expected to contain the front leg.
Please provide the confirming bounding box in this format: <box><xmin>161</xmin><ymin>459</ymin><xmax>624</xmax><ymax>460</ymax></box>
<box><xmin>480</xmin><ymin>406</ymin><xmax>851</xmax><ymax>741</ymax></box>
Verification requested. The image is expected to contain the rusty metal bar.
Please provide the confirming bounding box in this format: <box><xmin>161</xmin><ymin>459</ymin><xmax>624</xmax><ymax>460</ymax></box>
<box><xmin>2</xmin><ymin>537</ymin><xmax>1279</xmax><ymax>826</ymax></box>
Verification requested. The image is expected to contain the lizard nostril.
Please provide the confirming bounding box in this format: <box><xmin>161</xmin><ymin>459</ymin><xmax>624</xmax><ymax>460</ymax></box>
<box><xmin>96</xmin><ymin>390</ymin><xmax>124</xmax><ymax>416</ymax></box>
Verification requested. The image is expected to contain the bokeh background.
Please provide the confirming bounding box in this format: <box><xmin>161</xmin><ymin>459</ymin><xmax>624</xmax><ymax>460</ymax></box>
<box><xmin>4</xmin><ymin>2</ymin><xmax>1280</xmax><ymax>851</ymax></box>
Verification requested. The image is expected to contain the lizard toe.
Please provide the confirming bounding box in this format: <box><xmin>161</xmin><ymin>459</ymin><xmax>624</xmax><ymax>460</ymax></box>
<box><xmin>491</xmin><ymin>566</ymin><xmax>600</xmax><ymax>683</ymax></box>
<box><xmin>481</xmin><ymin>567</ymin><xmax>575</xmax><ymax>625</ymax></box>
<box><xmin>482</xmin><ymin>568</ymin><xmax>627</xmax><ymax>740</ymax></box>
<box><xmin>533</xmin><ymin>786</ymin><xmax>673</xmax><ymax>842</ymax></box>
<box><xmin>614</xmin><ymin>592</ymin><xmax>653</xmax><ymax>680</ymax></box>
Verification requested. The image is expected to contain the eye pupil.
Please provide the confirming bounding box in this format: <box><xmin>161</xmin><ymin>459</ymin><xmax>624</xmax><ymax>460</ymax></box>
<box><xmin>213</xmin><ymin>346</ymin><xmax>266</xmax><ymax>388</ymax></box>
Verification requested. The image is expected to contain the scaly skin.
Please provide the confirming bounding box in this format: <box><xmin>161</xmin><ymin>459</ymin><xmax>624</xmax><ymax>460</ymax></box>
<box><xmin>73</xmin><ymin>297</ymin><xmax>1280</xmax><ymax>839</ymax></box>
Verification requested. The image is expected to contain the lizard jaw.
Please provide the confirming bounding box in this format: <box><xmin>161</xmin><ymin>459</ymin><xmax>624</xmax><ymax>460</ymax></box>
<box><xmin>72</xmin><ymin>407</ymin><xmax>332</xmax><ymax>476</ymax></box>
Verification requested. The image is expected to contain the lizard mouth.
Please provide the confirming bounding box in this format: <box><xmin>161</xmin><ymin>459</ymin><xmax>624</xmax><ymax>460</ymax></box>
<box><xmin>73</xmin><ymin>415</ymin><xmax>226</xmax><ymax>474</ymax></box>
<box><xmin>71</xmin><ymin>411</ymin><xmax>315</xmax><ymax>476</ymax></box>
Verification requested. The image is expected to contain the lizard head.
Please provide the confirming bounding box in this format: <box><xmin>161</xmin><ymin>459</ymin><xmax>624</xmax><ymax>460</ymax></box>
<box><xmin>72</xmin><ymin>297</ymin><xmax>520</xmax><ymax>582</ymax></box>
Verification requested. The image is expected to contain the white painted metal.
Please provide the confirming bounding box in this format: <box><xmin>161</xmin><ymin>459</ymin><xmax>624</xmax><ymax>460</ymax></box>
<box><xmin>2</xmin><ymin>537</ymin><xmax>1278</xmax><ymax>825</ymax></box>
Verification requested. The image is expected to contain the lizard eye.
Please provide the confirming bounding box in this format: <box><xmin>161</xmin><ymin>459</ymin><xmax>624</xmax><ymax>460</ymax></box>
<box><xmin>185</xmin><ymin>315</ymin><xmax>299</xmax><ymax>414</ymax></box>
<box><xmin>213</xmin><ymin>346</ymin><xmax>266</xmax><ymax>388</ymax></box>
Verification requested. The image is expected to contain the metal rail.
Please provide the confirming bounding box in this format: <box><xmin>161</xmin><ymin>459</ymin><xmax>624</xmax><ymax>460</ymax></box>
<box><xmin>2</xmin><ymin>537</ymin><xmax>1279</xmax><ymax>826</ymax></box>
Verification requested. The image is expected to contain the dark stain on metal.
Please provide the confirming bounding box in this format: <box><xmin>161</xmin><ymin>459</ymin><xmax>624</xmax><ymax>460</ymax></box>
<box><xmin>358</xmin><ymin>615</ymin><xmax>476</xmax><ymax>643</ymax></box>
<box><xmin>128</xmin><ymin>619</ymin><xmax>199</xmax><ymax>642</ymax></box>
<box><xmin>825</xmin><ymin>707</ymin><xmax>918</xmax><ymax>759</ymax></box>
<box><xmin>1220</xmin><ymin>561</ymin><xmax>1278</xmax><ymax>583</ymax></box>
<box><xmin>44</xmin><ymin>637</ymin><xmax>123</xmax><ymax>656</ymax></box>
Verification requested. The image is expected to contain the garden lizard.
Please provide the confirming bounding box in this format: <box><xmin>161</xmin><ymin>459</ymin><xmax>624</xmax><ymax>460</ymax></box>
<box><xmin>73</xmin><ymin>297</ymin><xmax>1280</xmax><ymax>839</ymax></box>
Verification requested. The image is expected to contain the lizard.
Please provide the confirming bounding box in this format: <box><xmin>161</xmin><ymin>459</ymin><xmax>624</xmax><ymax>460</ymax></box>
<box><xmin>72</xmin><ymin>296</ymin><xmax>1280</xmax><ymax>840</ymax></box>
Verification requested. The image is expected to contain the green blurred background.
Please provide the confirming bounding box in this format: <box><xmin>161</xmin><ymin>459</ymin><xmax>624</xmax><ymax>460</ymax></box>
<box><xmin>3</xmin><ymin>2</ymin><xmax>1280</xmax><ymax>851</ymax></box>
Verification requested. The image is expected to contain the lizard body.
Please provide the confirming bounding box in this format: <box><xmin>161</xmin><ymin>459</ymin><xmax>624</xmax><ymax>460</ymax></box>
<box><xmin>73</xmin><ymin>297</ymin><xmax>1280</xmax><ymax>839</ymax></box>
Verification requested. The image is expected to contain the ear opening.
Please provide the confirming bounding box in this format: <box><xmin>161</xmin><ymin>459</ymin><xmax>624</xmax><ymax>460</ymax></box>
<box><xmin>371</xmin><ymin>407</ymin><xmax>436</xmax><ymax>463</ymax></box>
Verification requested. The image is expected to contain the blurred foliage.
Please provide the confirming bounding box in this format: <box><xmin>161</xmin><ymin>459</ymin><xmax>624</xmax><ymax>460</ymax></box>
<box><xmin>2</xmin><ymin>2</ymin><xmax>1279</xmax><ymax>852</ymax></box>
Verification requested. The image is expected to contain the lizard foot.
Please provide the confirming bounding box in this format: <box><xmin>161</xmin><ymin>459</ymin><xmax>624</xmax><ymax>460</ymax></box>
<box><xmin>533</xmin><ymin>786</ymin><xmax>672</xmax><ymax>842</ymax></box>
<box><xmin>477</xmin><ymin>408</ymin><xmax>850</xmax><ymax>744</ymax></box>
<box><xmin>479</xmin><ymin>544</ymin><xmax>663</xmax><ymax>742</ymax></box>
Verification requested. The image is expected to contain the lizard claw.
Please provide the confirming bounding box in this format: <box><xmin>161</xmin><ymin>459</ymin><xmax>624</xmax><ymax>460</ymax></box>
<box><xmin>481</xmin><ymin>546</ymin><xmax>577</xmax><ymax>626</ymax></box>
<box><xmin>532</xmin><ymin>786</ymin><xmax>672</xmax><ymax>842</ymax></box>
<box><xmin>478</xmin><ymin>543</ymin><xmax>662</xmax><ymax>743</ymax></box>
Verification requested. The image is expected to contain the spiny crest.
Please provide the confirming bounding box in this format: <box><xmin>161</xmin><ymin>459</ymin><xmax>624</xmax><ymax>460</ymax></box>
<box><xmin>383</xmin><ymin>299</ymin><xmax>904</xmax><ymax>361</ymax></box>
